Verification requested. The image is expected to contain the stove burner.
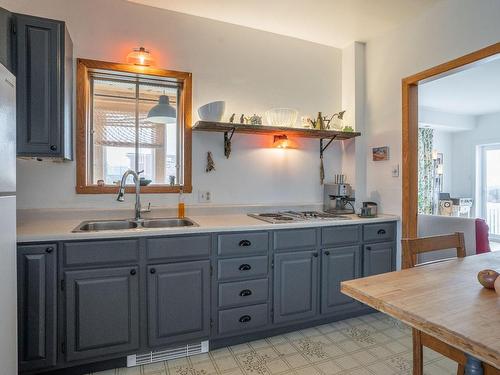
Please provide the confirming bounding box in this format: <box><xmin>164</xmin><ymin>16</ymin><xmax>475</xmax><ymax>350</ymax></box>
<box><xmin>273</xmin><ymin>216</ymin><xmax>294</xmax><ymax>221</ymax></box>
<box><xmin>258</xmin><ymin>213</ymin><xmax>283</xmax><ymax>218</ymax></box>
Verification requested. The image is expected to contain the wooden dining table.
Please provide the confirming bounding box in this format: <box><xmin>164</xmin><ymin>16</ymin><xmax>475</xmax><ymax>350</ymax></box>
<box><xmin>341</xmin><ymin>252</ymin><xmax>500</xmax><ymax>375</ymax></box>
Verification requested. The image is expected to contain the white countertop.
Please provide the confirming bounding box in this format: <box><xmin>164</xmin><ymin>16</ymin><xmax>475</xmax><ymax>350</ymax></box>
<box><xmin>17</xmin><ymin>209</ymin><xmax>399</xmax><ymax>243</ymax></box>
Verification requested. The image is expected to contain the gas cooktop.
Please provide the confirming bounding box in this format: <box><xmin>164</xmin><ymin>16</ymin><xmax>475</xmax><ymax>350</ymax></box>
<box><xmin>248</xmin><ymin>211</ymin><xmax>351</xmax><ymax>224</ymax></box>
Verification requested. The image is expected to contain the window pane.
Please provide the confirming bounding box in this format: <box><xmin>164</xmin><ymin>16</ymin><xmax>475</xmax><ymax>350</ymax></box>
<box><xmin>89</xmin><ymin>76</ymin><xmax>181</xmax><ymax>186</ymax></box>
<box><xmin>139</xmin><ymin>84</ymin><xmax>179</xmax><ymax>185</ymax></box>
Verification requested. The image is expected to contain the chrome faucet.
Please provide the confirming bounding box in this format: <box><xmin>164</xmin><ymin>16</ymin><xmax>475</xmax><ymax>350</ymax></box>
<box><xmin>116</xmin><ymin>169</ymin><xmax>150</xmax><ymax>221</ymax></box>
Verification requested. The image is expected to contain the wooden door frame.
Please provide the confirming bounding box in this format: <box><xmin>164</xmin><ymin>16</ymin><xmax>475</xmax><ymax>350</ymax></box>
<box><xmin>402</xmin><ymin>42</ymin><xmax>500</xmax><ymax>239</ymax></box>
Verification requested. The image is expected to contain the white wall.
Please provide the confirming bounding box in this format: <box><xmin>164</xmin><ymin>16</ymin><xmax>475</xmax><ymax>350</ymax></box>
<box><xmin>1</xmin><ymin>0</ymin><xmax>346</xmax><ymax>209</ymax></box>
<box><xmin>364</xmin><ymin>0</ymin><xmax>500</xmax><ymax>216</ymax></box>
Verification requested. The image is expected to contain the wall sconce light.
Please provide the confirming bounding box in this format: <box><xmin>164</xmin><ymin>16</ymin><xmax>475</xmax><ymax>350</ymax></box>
<box><xmin>127</xmin><ymin>47</ymin><xmax>154</xmax><ymax>66</ymax></box>
<box><xmin>272</xmin><ymin>134</ymin><xmax>296</xmax><ymax>149</ymax></box>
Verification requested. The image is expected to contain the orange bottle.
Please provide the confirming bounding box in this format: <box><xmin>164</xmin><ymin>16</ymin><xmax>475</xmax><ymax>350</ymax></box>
<box><xmin>178</xmin><ymin>188</ymin><xmax>185</xmax><ymax>218</ymax></box>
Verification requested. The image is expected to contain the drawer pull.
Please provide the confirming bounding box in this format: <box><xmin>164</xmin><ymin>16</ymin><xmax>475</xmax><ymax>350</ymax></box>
<box><xmin>324</xmin><ymin>251</ymin><xmax>330</xmax><ymax>256</ymax></box>
<box><xmin>239</xmin><ymin>240</ymin><xmax>252</xmax><ymax>247</ymax></box>
<box><xmin>150</xmin><ymin>268</ymin><xmax>156</xmax><ymax>274</ymax></box>
<box><xmin>239</xmin><ymin>315</ymin><xmax>252</xmax><ymax>323</ymax></box>
<box><xmin>312</xmin><ymin>252</ymin><xmax>318</xmax><ymax>258</ymax></box>
<box><xmin>366</xmin><ymin>246</ymin><xmax>372</xmax><ymax>250</ymax></box>
<box><xmin>130</xmin><ymin>269</ymin><xmax>136</xmax><ymax>275</ymax></box>
<box><xmin>45</xmin><ymin>247</ymin><xmax>54</xmax><ymax>254</ymax></box>
<box><xmin>377</xmin><ymin>229</ymin><xmax>387</xmax><ymax>235</ymax></box>
<box><xmin>239</xmin><ymin>264</ymin><xmax>252</xmax><ymax>271</ymax></box>
<box><xmin>239</xmin><ymin>289</ymin><xmax>252</xmax><ymax>297</ymax></box>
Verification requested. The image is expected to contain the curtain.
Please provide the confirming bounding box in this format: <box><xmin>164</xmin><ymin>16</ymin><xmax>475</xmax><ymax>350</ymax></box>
<box><xmin>418</xmin><ymin>128</ymin><xmax>434</xmax><ymax>214</ymax></box>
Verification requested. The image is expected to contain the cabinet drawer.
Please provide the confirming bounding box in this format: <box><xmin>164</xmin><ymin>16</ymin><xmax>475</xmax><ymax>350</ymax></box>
<box><xmin>217</xmin><ymin>256</ymin><xmax>268</xmax><ymax>281</ymax></box>
<box><xmin>322</xmin><ymin>225</ymin><xmax>360</xmax><ymax>246</ymax></box>
<box><xmin>63</xmin><ymin>240</ymin><xmax>139</xmax><ymax>267</ymax></box>
<box><xmin>273</xmin><ymin>228</ymin><xmax>316</xmax><ymax>251</ymax></box>
<box><xmin>219</xmin><ymin>278</ymin><xmax>269</xmax><ymax>308</ymax></box>
<box><xmin>218</xmin><ymin>304</ymin><xmax>268</xmax><ymax>335</ymax></box>
<box><xmin>217</xmin><ymin>232</ymin><xmax>268</xmax><ymax>256</ymax></box>
<box><xmin>147</xmin><ymin>235</ymin><xmax>210</xmax><ymax>261</ymax></box>
<box><xmin>363</xmin><ymin>223</ymin><xmax>395</xmax><ymax>243</ymax></box>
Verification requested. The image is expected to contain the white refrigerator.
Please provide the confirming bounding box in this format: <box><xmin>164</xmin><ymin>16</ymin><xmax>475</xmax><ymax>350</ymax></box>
<box><xmin>0</xmin><ymin>62</ymin><xmax>17</xmax><ymax>375</ymax></box>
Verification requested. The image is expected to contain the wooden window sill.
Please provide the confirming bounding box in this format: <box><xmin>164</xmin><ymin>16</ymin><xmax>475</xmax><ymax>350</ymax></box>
<box><xmin>76</xmin><ymin>185</ymin><xmax>192</xmax><ymax>194</ymax></box>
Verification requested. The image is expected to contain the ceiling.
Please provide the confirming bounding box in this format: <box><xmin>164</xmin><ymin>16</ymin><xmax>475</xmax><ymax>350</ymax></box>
<box><xmin>126</xmin><ymin>0</ymin><xmax>439</xmax><ymax>48</ymax></box>
<box><xmin>419</xmin><ymin>56</ymin><xmax>500</xmax><ymax>116</ymax></box>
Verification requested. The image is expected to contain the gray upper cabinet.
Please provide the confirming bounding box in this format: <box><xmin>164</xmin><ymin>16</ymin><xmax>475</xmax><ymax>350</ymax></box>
<box><xmin>321</xmin><ymin>245</ymin><xmax>361</xmax><ymax>315</ymax></box>
<box><xmin>363</xmin><ymin>242</ymin><xmax>395</xmax><ymax>277</ymax></box>
<box><xmin>273</xmin><ymin>251</ymin><xmax>319</xmax><ymax>324</ymax></box>
<box><xmin>17</xmin><ymin>244</ymin><xmax>57</xmax><ymax>372</ymax></box>
<box><xmin>64</xmin><ymin>266</ymin><xmax>140</xmax><ymax>361</ymax></box>
<box><xmin>13</xmin><ymin>13</ymin><xmax>73</xmax><ymax>159</ymax></box>
<box><xmin>147</xmin><ymin>261</ymin><xmax>210</xmax><ymax>347</ymax></box>
<box><xmin>0</xmin><ymin>7</ymin><xmax>13</xmax><ymax>73</ymax></box>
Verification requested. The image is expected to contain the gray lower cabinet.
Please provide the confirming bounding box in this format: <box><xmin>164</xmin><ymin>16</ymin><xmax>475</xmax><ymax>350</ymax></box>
<box><xmin>147</xmin><ymin>261</ymin><xmax>210</xmax><ymax>347</ymax></box>
<box><xmin>321</xmin><ymin>246</ymin><xmax>361</xmax><ymax>315</ymax></box>
<box><xmin>363</xmin><ymin>242</ymin><xmax>396</xmax><ymax>277</ymax></box>
<box><xmin>64</xmin><ymin>266</ymin><xmax>140</xmax><ymax>361</ymax></box>
<box><xmin>273</xmin><ymin>251</ymin><xmax>319</xmax><ymax>324</ymax></box>
<box><xmin>17</xmin><ymin>244</ymin><xmax>57</xmax><ymax>372</ymax></box>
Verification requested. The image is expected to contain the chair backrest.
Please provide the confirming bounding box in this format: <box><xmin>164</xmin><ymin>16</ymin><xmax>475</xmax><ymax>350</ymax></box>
<box><xmin>401</xmin><ymin>232</ymin><xmax>466</xmax><ymax>269</ymax></box>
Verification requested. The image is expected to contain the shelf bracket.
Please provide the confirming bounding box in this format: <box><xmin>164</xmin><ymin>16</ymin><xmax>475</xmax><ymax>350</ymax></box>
<box><xmin>223</xmin><ymin>127</ymin><xmax>236</xmax><ymax>158</ymax></box>
<box><xmin>320</xmin><ymin>136</ymin><xmax>337</xmax><ymax>158</ymax></box>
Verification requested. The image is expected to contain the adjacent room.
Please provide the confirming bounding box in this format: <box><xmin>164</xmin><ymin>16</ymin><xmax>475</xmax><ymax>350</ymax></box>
<box><xmin>0</xmin><ymin>1</ymin><xmax>498</xmax><ymax>375</ymax></box>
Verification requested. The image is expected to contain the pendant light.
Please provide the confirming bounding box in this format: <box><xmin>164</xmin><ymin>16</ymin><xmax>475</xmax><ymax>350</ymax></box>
<box><xmin>147</xmin><ymin>95</ymin><xmax>176</xmax><ymax>124</ymax></box>
<box><xmin>127</xmin><ymin>47</ymin><xmax>154</xmax><ymax>66</ymax></box>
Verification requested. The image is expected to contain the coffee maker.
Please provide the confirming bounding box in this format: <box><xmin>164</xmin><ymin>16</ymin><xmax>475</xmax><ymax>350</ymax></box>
<box><xmin>324</xmin><ymin>175</ymin><xmax>355</xmax><ymax>214</ymax></box>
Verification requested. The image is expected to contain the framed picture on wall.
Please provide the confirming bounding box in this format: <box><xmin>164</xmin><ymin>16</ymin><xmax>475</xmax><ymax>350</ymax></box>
<box><xmin>372</xmin><ymin>146</ymin><xmax>390</xmax><ymax>161</ymax></box>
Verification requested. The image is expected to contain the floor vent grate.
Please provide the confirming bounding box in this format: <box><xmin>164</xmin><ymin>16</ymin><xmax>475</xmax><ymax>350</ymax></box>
<box><xmin>127</xmin><ymin>341</ymin><xmax>209</xmax><ymax>367</ymax></box>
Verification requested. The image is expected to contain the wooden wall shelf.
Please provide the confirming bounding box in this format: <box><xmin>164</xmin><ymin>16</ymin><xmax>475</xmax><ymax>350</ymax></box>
<box><xmin>193</xmin><ymin>121</ymin><xmax>361</xmax><ymax>158</ymax></box>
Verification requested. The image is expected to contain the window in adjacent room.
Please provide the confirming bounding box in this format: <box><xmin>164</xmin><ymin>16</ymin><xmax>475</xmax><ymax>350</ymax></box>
<box><xmin>76</xmin><ymin>59</ymin><xmax>192</xmax><ymax>193</ymax></box>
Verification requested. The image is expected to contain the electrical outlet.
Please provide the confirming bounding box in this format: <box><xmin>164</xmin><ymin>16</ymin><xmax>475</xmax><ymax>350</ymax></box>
<box><xmin>198</xmin><ymin>190</ymin><xmax>212</xmax><ymax>203</ymax></box>
<box><xmin>392</xmin><ymin>164</ymin><xmax>400</xmax><ymax>177</ymax></box>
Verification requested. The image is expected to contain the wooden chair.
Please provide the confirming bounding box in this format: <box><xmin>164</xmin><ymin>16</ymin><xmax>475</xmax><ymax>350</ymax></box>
<box><xmin>402</xmin><ymin>232</ymin><xmax>466</xmax><ymax>375</ymax></box>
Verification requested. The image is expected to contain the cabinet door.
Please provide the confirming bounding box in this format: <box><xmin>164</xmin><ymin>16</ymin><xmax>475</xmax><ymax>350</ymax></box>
<box><xmin>363</xmin><ymin>242</ymin><xmax>395</xmax><ymax>277</ymax></box>
<box><xmin>321</xmin><ymin>246</ymin><xmax>361</xmax><ymax>315</ymax></box>
<box><xmin>17</xmin><ymin>244</ymin><xmax>57</xmax><ymax>372</ymax></box>
<box><xmin>14</xmin><ymin>14</ymin><xmax>63</xmax><ymax>156</ymax></box>
<box><xmin>0</xmin><ymin>7</ymin><xmax>13</xmax><ymax>73</ymax></box>
<box><xmin>273</xmin><ymin>251</ymin><xmax>318</xmax><ymax>324</ymax></box>
<box><xmin>148</xmin><ymin>261</ymin><xmax>210</xmax><ymax>347</ymax></box>
<box><xmin>65</xmin><ymin>267</ymin><xmax>140</xmax><ymax>361</ymax></box>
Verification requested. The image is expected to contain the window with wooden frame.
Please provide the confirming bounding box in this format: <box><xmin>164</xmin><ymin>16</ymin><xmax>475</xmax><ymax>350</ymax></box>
<box><xmin>76</xmin><ymin>59</ymin><xmax>192</xmax><ymax>194</ymax></box>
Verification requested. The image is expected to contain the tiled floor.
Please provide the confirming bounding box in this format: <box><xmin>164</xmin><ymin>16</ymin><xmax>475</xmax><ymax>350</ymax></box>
<box><xmin>91</xmin><ymin>313</ymin><xmax>457</xmax><ymax>375</ymax></box>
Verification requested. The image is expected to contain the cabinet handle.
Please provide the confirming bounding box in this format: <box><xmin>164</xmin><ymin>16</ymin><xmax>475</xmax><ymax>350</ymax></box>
<box><xmin>239</xmin><ymin>289</ymin><xmax>252</xmax><ymax>297</ymax></box>
<box><xmin>366</xmin><ymin>246</ymin><xmax>372</xmax><ymax>250</ymax></box>
<box><xmin>324</xmin><ymin>251</ymin><xmax>330</xmax><ymax>256</ymax></box>
<box><xmin>239</xmin><ymin>240</ymin><xmax>252</xmax><ymax>247</ymax></box>
<box><xmin>239</xmin><ymin>315</ymin><xmax>252</xmax><ymax>323</ymax></box>
<box><xmin>45</xmin><ymin>247</ymin><xmax>54</xmax><ymax>254</ymax></box>
<box><xmin>377</xmin><ymin>229</ymin><xmax>386</xmax><ymax>235</ymax></box>
<box><xmin>239</xmin><ymin>264</ymin><xmax>251</xmax><ymax>271</ymax></box>
<box><xmin>130</xmin><ymin>269</ymin><xmax>136</xmax><ymax>276</ymax></box>
<box><xmin>312</xmin><ymin>252</ymin><xmax>318</xmax><ymax>257</ymax></box>
<box><xmin>50</xmin><ymin>145</ymin><xmax>57</xmax><ymax>151</ymax></box>
<box><xmin>150</xmin><ymin>268</ymin><xmax>156</xmax><ymax>274</ymax></box>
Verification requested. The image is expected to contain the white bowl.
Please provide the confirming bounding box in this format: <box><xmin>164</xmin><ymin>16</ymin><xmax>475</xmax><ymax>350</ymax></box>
<box><xmin>198</xmin><ymin>101</ymin><xmax>226</xmax><ymax>122</ymax></box>
<box><xmin>265</xmin><ymin>108</ymin><xmax>298</xmax><ymax>127</ymax></box>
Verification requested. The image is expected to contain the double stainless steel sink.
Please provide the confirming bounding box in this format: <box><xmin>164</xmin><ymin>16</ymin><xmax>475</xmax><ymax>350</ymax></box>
<box><xmin>72</xmin><ymin>218</ymin><xmax>198</xmax><ymax>233</ymax></box>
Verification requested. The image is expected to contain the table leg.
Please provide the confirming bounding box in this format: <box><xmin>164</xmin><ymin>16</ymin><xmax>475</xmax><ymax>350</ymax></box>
<box><xmin>464</xmin><ymin>354</ymin><xmax>483</xmax><ymax>375</ymax></box>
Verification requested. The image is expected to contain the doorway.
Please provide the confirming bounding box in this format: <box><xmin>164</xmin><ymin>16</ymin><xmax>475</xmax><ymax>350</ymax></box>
<box><xmin>479</xmin><ymin>144</ymin><xmax>500</xmax><ymax>243</ymax></box>
<box><xmin>402</xmin><ymin>42</ymin><xmax>500</xmax><ymax>239</ymax></box>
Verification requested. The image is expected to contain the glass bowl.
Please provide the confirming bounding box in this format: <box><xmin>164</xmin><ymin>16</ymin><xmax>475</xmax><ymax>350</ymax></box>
<box><xmin>265</xmin><ymin>108</ymin><xmax>298</xmax><ymax>127</ymax></box>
